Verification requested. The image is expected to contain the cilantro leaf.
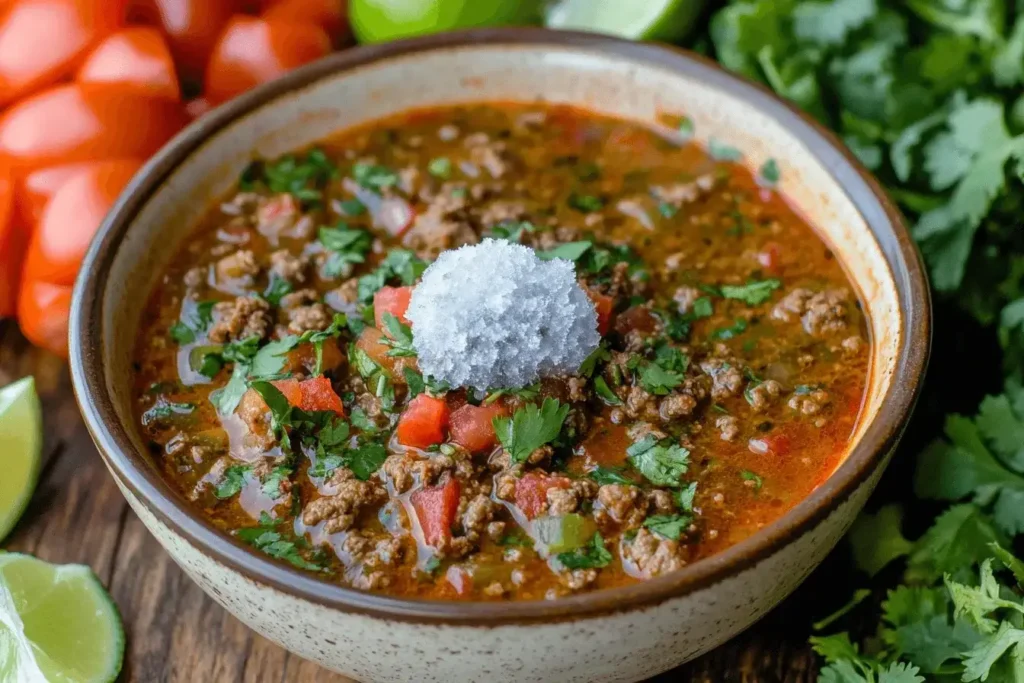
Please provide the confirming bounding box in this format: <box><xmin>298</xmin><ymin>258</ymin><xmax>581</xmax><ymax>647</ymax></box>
<box><xmin>905</xmin><ymin>504</ymin><xmax>1007</xmax><ymax>584</ymax></box>
<box><xmin>214</xmin><ymin>465</ymin><xmax>250</xmax><ymax>499</ymax></box>
<box><xmin>643</xmin><ymin>514</ymin><xmax>691</xmax><ymax>540</ymax></box>
<box><xmin>719</xmin><ymin>279</ymin><xmax>782</xmax><ymax>305</ymax></box>
<box><xmin>260</xmin><ymin>466</ymin><xmax>292</xmax><ymax>500</ymax></box>
<box><xmin>492</xmin><ymin>398</ymin><xmax>570</xmax><ymax>464</ymax></box>
<box><xmin>347</xmin><ymin>441</ymin><xmax>387</xmax><ymax>481</ymax></box>
<box><xmin>170</xmin><ymin>300</ymin><xmax>215</xmax><ymax>345</ymax></box>
<box><xmin>537</xmin><ymin>241</ymin><xmax>593</xmax><ymax>262</ymax></box>
<box><xmin>557</xmin><ymin>532</ymin><xmax>612</xmax><ymax>569</ymax></box>
<box><xmin>638</xmin><ymin>361</ymin><xmax>683</xmax><ymax>395</ymax></box>
<box><xmin>626</xmin><ymin>436</ymin><xmax>690</xmax><ymax>488</ymax></box>
<box><xmin>848</xmin><ymin>504</ymin><xmax>914</xmax><ymax>577</ymax></box>
<box><xmin>319</xmin><ymin>224</ymin><xmax>372</xmax><ymax>278</ymax></box>
<box><xmin>380</xmin><ymin>313</ymin><xmax>416</xmax><ymax>357</ymax></box>
<box><xmin>352</xmin><ymin>162</ymin><xmax>399</xmax><ymax>191</ymax></box>
<box><xmin>588</xmin><ymin>466</ymin><xmax>632</xmax><ymax>485</ymax></box>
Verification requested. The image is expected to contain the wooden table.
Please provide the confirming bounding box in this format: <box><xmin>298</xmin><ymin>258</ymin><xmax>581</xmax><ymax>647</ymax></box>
<box><xmin>1</xmin><ymin>321</ymin><xmax>830</xmax><ymax>682</ymax></box>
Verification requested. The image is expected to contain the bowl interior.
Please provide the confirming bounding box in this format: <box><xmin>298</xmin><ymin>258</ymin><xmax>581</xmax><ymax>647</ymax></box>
<box><xmin>76</xmin><ymin>32</ymin><xmax>922</xmax><ymax>611</ymax></box>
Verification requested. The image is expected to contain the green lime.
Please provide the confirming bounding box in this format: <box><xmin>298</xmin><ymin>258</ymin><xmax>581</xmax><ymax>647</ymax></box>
<box><xmin>546</xmin><ymin>0</ymin><xmax>707</xmax><ymax>42</ymax></box>
<box><xmin>0</xmin><ymin>377</ymin><xmax>42</xmax><ymax>543</ymax></box>
<box><xmin>351</xmin><ymin>0</ymin><xmax>543</xmax><ymax>44</ymax></box>
<box><xmin>0</xmin><ymin>553</ymin><xmax>124</xmax><ymax>682</ymax></box>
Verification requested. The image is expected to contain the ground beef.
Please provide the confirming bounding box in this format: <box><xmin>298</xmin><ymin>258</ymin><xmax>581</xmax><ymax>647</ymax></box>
<box><xmin>269</xmin><ymin>249</ymin><xmax>307</xmax><ymax>284</ymax></box>
<box><xmin>596</xmin><ymin>484</ymin><xmax>646</xmax><ymax>528</ymax></box>
<box><xmin>673</xmin><ymin>286</ymin><xmax>702</xmax><ymax>314</ymax></box>
<box><xmin>650</xmin><ymin>174</ymin><xmax>715</xmax><ymax>208</ymax></box>
<box><xmin>623</xmin><ymin>528</ymin><xmax>686</xmax><ymax>578</ymax></box>
<box><xmin>461</xmin><ymin>494</ymin><xmax>499</xmax><ymax>541</ymax></box>
<box><xmin>841</xmin><ymin>335</ymin><xmax>865</xmax><ymax>354</ymax></box>
<box><xmin>214</xmin><ymin>249</ymin><xmax>259</xmax><ymax>287</ymax></box>
<box><xmin>659</xmin><ymin>392</ymin><xmax>697</xmax><ymax>420</ymax></box>
<box><xmin>382</xmin><ymin>453</ymin><xmax>455</xmax><ymax>493</ymax></box>
<box><xmin>566</xmin><ymin>376</ymin><xmax>589</xmax><ymax>402</ymax></box>
<box><xmin>546</xmin><ymin>487</ymin><xmax>579</xmax><ymax>515</ymax></box>
<box><xmin>477</xmin><ymin>200</ymin><xmax>528</xmax><ymax>226</ymax></box>
<box><xmin>403</xmin><ymin>185</ymin><xmax>479</xmax><ymax>258</ymax></box>
<box><xmin>646</xmin><ymin>489</ymin><xmax>677</xmax><ymax>515</ymax></box>
<box><xmin>789</xmin><ymin>389</ymin><xmax>830</xmax><ymax>415</ymax></box>
<box><xmin>208</xmin><ymin>296</ymin><xmax>271</xmax><ymax>343</ymax></box>
<box><xmin>560</xmin><ymin>568</ymin><xmax>598</xmax><ymax>591</ymax></box>
<box><xmin>464</xmin><ymin>132</ymin><xmax>512</xmax><ymax>179</ymax></box>
<box><xmin>301</xmin><ymin>469</ymin><xmax>386</xmax><ymax>534</ymax></box>
<box><xmin>624</xmin><ymin>385</ymin><xmax>660</xmax><ymax>421</ymax></box>
<box><xmin>700</xmin><ymin>360</ymin><xmax>743</xmax><ymax>400</ymax></box>
<box><xmin>715</xmin><ymin>415</ymin><xmax>740</xmax><ymax>441</ymax></box>
<box><xmin>746</xmin><ymin>379</ymin><xmax>782</xmax><ymax>412</ymax></box>
<box><xmin>342</xmin><ymin>531</ymin><xmax>403</xmax><ymax>570</ymax></box>
<box><xmin>772</xmin><ymin>288</ymin><xmax>850</xmax><ymax>336</ymax></box>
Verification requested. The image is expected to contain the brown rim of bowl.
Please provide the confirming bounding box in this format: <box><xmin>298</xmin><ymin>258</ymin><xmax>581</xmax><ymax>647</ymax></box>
<box><xmin>70</xmin><ymin>27</ymin><xmax>931</xmax><ymax>626</ymax></box>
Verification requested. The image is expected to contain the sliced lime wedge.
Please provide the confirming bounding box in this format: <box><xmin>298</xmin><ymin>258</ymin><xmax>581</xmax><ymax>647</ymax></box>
<box><xmin>351</xmin><ymin>0</ymin><xmax>543</xmax><ymax>44</ymax></box>
<box><xmin>546</xmin><ymin>0</ymin><xmax>707</xmax><ymax>42</ymax></box>
<box><xmin>0</xmin><ymin>377</ymin><xmax>42</xmax><ymax>543</ymax></box>
<box><xmin>0</xmin><ymin>553</ymin><xmax>124</xmax><ymax>682</ymax></box>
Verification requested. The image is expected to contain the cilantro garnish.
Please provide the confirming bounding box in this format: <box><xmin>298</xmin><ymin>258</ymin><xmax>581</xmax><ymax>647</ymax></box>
<box><xmin>626</xmin><ymin>436</ymin><xmax>690</xmax><ymax>488</ymax></box>
<box><xmin>214</xmin><ymin>465</ymin><xmax>250</xmax><ymax>499</ymax></box>
<box><xmin>593</xmin><ymin>376</ymin><xmax>622</xmax><ymax>405</ymax></box>
<box><xmin>357</xmin><ymin>249</ymin><xmax>428</xmax><ymax>303</ymax></box>
<box><xmin>260</xmin><ymin>466</ymin><xmax>292</xmax><ymax>500</ymax></box>
<box><xmin>488</xmin><ymin>220</ymin><xmax>536</xmax><ymax>243</ymax></box>
<box><xmin>244</xmin><ymin>149</ymin><xmax>337</xmax><ymax>205</ymax></box>
<box><xmin>538</xmin><ymin>241</ymin><xmax>593</xmax><ymax>262</ymax></box>
<box><xmin>427</xmin><ymin>157</ymin><xmax>452</xmax><ymax>179</ymax></box>
<box><xmin>710</xmin><ymin>318</ymin><xmax>748</xmax><ymax>340</ymax></box>
<box><xmin>676</xmin><ymin>482</ymin><xmax>697</xmax><ymax>512</ymax></box>
<box><xmin>567</xmin><ymin>193</ymin><xmax>605</xmax><ymax>213</ymax></box>
<box><xmin>589</xmin><ymin>466</ymin><xmax>632</xmax><ymax>486</ymax></box>
<box><xmin>262</xmin><ymin>275</ymin><xmax>292</xmax><ymax>307</ymax></box>
<box><xmin>380</xmin><ymin>313</ymin><xmax>416</xmax><ymax>357</ymax></box>
<box><xmin>638</xmin><ymin>362</ymin><xmax>683</xmax><ymax>395</ymax></box>
<box><xmin>492</xmin><ymin>398</ymin><xmax>570</xmax><ymax>464</ymax></box>
<box><xmin>319</xmin><ymin>224</ymin><xmax>372</xmax><ymax>278</ymax></box>
<box><xmin>643</xmin><ymin>514</ymin><xmax>691</xmax><ymax>540</ymax></box>
<box><xmin>169</xmin><ymin>301</ymin><xmax>215</xmax><ymax>345</ymax></box>
<box><xmin>141</xmin><ymin>400</ymin><xmax>195</xmax><ymax>426</ymax></box>
<box><xmin>483</xmin><ymin>383</ymin><xmax>540</xmax><ymax>405</ymax></box>
<box><xmin>718</xmin><ymin>279</ymin><xmax>782</xmax><ymax>305</ymax></box>
<box><xmin>759</xmin><ymin>158</ymin><xmax>781</xmax><ymax>187</ymax></box>
<box><xmin>351</xmin><ymin>162</ymin><xmax>399</xmax><ymax>191</ymax></box>
<box><xmin>708</xmin><ymin>139</ymin><xmax>743</xmax><ymax>162</ymax></box>
<box><xmin>740</xmin><ymin>470</ymin><xmax>764</xmax><ymax>491</ymax></box>
<box><xmin>557</xmin><ymin>532</ymin><xmax>612</xmax><ymax>570</ymax></box>
<box><xmin>237</xmin><ymin>512</ymin><xmax>325</xmax><ymax>572</ymax></box>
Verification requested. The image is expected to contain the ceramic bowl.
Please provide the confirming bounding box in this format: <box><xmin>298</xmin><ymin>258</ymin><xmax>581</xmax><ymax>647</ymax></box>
<box><xmin>70</xmin><ymin>28</ymin><xmax>930</xmax><ymax>683</ymax></box>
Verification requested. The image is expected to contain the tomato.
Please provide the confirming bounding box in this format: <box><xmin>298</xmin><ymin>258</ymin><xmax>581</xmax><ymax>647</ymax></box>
<box><xmin>373</xmin><ymin>285</ymin><xmax>413</xmax><ymax>330</ymax></box>
<box><xmin>141</xmin><ymin>0</ymin><xmax>243</xmax><ymax>80</ymax></box>
<box><xmin>17</xmin><ymin>279</ymin><xmax>72</xmax><ymax>357</ymax></box>
<box><xmin>355</xmin><ymin>326</ymin><xmax>400</xmax><ymax>376</ymax></box>
<box><xmin>396</xmin><ymin>394</ymin><xmax>449</xmax><ymax>449</ymax></box>
<box><xmin>76</xmin><ymin>27</ymin><xmax>180</xmax><ymax>100</ymax></box>
<box><xmin>0</xmin><ymin>165</ymin><xmax>25</xmax><ymax>318</ymax></box>
<box><xmin>261</xmin><ymin>0</ymin><xmax>348</xmax><ymax>41</ymax></box>
<box><xmin>449</xmin><ymin>403</ymin><xmax>508</xmax><ymax>454</ymax></box>
<box><xmin>0</xmin><ymin>84</ymin><xmax>187</xmax><ymax>173</ymax></box>
<box><xmin>587</xmin><ymin>290</ymin><xmax>614</xmax><ymax>335</ymax></box>
<box><xmin>297</xmin><ymin>376</ymin><xmax>344</xmax><ymax>415</ymax></box>
<box><xmin>410</xmin><ymin>477</ymin><xmax>460</xmax><ymax>547</ymax></box>
<box><xmin>282</xmin><ymin>337</ymin><xmax>343</xmax><ymax>375</ymax></box>
<box><xmin>0</xmin><ymin>0</ymin><xmax>126</xmax><ymax>106</ymax></box>
<box><xmin>184</xmin><ymin>96</ymin><xmax>211</xmax><ymax>120</ymax></box>
<box><xmin>270</xmin><ymin>377</ymin><xmax>303</xmax><ymax>406</ymax></box>
<box><xmin>205</xmin><ymin>16</ymin><xmax>331</xmax><ymax>105</ymax></box>
<box><xmin>514</xmin><ymin>473</ymin><xmax>571</xmax><ymax>520</ymax></box>
<box><xmin>17</xmin><ymin>160</ymin><xmax>129</xmax><ymax>226</ymax></box>
<box><xmin>23</xmin><ymin>160</ymin><xmax>142</xmax><ymax>287</ymax></box>
<box><xmin>757</xmin><ymin>241</ymin><xmax>783</xmax><ymax>276</ymax></box>
<box><xmin>749</xmin><ymin>433</ymin><xmax>793</xmax><ymax>457</ymax></box>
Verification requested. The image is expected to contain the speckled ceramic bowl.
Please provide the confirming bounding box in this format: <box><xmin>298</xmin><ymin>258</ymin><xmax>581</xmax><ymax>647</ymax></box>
<box><xmin>70</xmin><ymin>29</ymin><xmax>930</xmax><ymax>683</ymax></box>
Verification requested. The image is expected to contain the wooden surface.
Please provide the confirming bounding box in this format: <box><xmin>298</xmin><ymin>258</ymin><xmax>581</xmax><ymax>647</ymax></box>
<box><xmin>0</xmin><ymin>321</ymin><xmax>831</xmax><ymax>682</ymax></box>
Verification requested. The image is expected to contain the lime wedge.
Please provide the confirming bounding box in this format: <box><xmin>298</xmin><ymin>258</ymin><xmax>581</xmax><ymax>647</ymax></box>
<box><xmin>546</xmin><ymin>0</ymin><xmax>707</xmax><ymax>42</ymax></box>
<box><xmin>351</xmin><ymin>0</ymin><xmax>543</xmax><ymax>44</ymax></box>
<box><xmin>0</xmin><ymin>377</ymin><xmax>42</xmax><ymax>543</ymax></box>
<box><xmin>0</xmin><ymin>553</ymin><xmax>124</xmax><ymax>682</ymax></box>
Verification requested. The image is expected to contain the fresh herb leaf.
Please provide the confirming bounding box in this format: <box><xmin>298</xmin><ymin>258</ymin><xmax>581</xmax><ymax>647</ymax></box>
<box><xmin>644</xmin><ymin>514</ymin><xmax>691</xmax><ymax>540</ymax></box>
<box><xmin>638</xmin><ymin>362</ymin><xmax>683</xmax><ymax>395</ymax></box>
<box><xmin>237</xmin><ymin>514</ymin><xmax>325</xmax><ymax>572</ymax></box>
<box><xmin>262</xmin><ymin>274</ymin><xmax>293</xmax><ymax>307</ymax></box>
<box><xmin>170</xmin><ymin>301</ymin><xmax>216</xmax><ymax>344</ymax></box>
<box><xmin>626</xmin><ymin>436</ymin><xmax>690</xmax><ymax>488</ymax></box>
<box><xmin>259</xmin><ymin>149</ymin><xmax>337</xmax><ymax>205</ymax></box>
<box><xmin>488</xmin><ymin>220</ymin><xmax>536</xmax><ymax>243</ymax></box>
<box><xmin>676</xmin><ymin>482</ymin><xmax>697</xmax><ymax>512</ymax></box>
<box><xmin>741</xmin><ymin>469</ymin><xmax>764</xmax><ymax>490</ymax></box>
<box><xmin>537</xmin><ymin>241</ymin><xmax>593</xmax><ymax>262</ymax></box>
<box><xmin>589</xmin><ymin>466</ymin><xmax>632</xmax><ymax>485</ymax></box>
<box><xmin>427</xmin><ymin>157</ymin><xmax>452</xmax><ymax>178</ymax></box>
<box><xmin>567</xmin><ymin>194</ymin><xmax>604</xmax><ymax>213</ymax></box>
<box><xmin>357</xmin><ymin>249</ymin><xmax>428</xmax><ymax>302</ymax></box>
<box><xmin>338</xmin><ymin>198</ymin><xmax>366</xmax><ymax>216</ymax></box>
<box><xmin>380</xmin><ymin>312</ymin><xmax>416</xmax><ymax>357</ymax></box>
<box><xmin>214</xmin><ymin>465</ymin><xmax>250</xmax><ymax>499</ymax></box>
<box><xmin>347</xmin><ymin>441</ymin><xmax>387</xmax><ymax>481</ymax></box>
<box><xmin>557</xmin><ymin>532</ymin><xmax>612</xmax><ymax>569</ymax></box>
<box><xmin>719</xmin><ymin>279</ymin><xmax>782</xmax><ymax>305</ymax></box>
<box><xmin>319</xmin><ymin>224</ymin><xmax>373</xmax><ymax>278</ymax></box>
<box><xmin>309</xmin><ymin>453</ymin><xmax>344</xmax><ymax>479</ymax></box>
<box><xmin>848</xmin><ymin>504</ymin><xmax>914</xmax><ymax>577</ymax></box>
<box><xmin>260</xmin><ymin>466</ymin><xmax>292</xmax><ymax>500</ymax></box>
<box><xmin>483</xmin><ymin>383</ymin><xmax>540</xmax><ymax>405</ymax></box>
<box><xmin>141</xmin><ymin>400</ymin><xmax>195</xmax><ymax>426</ymax></box>
<box><xmin>593</xmin><ymin>376</ymin><xmax>622</xmax><ymax>405</ymax></box>
<box><xmin>759</xmin><ymin>158</ymin><xmax>781</xmax><ymax>186</ymax></box>
<box><xmin>404</xmin><ymin>367</ymin><xmax>426</xmax><ymax>398</ymax></box>
<box><xmin>492</xmin><ymin>398</ymin><xmax>570</xmax><ymax>464</ymax></box>
<box><xmin>708</xmin><ymin>139</ymin><xmax>743</xmax><ymax>161</ymax></box>
<box><xmin>352</xmin><ymin>162</ymin><xmax>399</xmax><ymax>191</ymax></box>
<box><xmin>711</xmin><ymin>318</ymin><xmax>749</xmax><ymax>340</ymax></box>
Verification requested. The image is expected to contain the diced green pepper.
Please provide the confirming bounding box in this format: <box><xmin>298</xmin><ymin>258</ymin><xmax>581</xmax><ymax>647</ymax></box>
<box><xmin>531</xmin><ymin>513</ymin><xmax>595</xmax><ymax>554</ymax></box>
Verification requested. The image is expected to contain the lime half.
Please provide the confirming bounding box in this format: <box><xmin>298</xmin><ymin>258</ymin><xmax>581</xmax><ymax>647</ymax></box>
<box><xmin>0</xmin><ymin>378</ymin><xmax>41</xmax><ymax>543</ymax></box>
<box><xmin>351</xmin><ymin>0</ymin><xmax>542</xmax><ymax>44</ymax></box>
<box><xmin>546</xmin><ymin>0</ymin><xmax>707</xmax><ymax>42</ymax></box>
<box><xmin>0</xmin><ymin>553</ymin><xmax>124</xmax><ymax>682</ymax></box>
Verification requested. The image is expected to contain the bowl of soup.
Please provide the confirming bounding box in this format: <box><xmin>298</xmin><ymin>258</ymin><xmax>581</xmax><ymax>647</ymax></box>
<box><xmin>70</xmin><ymin>28</ymin><xmax>929</xmax><ymax>683</ymax></box>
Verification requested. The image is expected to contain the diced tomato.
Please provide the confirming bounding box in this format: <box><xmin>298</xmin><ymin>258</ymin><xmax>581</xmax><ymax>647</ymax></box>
<box><xmin>396</xmin><ymin>394</ymin><xmax>449</xmax><ymax>449</ymax></box>
<box><xmin>261</xmin><ymin>0</ymin><xmax>350</xmax><ymax>43</ymax></box>
<box><xmin>355</xmin><ymin>326</ymin><xmax>399</xmax><ymax>376</ymax></box>
<box><xmin>17</xmin><ymin>279</ymin><xmax>72</xmax><ymax>357</ymax></box>
<box><xmin>0</xmin><ymin>0</ymin><xmax>127</xmax><ymax>106</ymax></box>
<box><xmin>374</xmin><ymin>285</ymin><xmax>413</xmax><ymax>330</ymax></box>
<box><xmin>586</xmin><ymin>290</ymin><xmax>614</xmax><ymax>336</ymax></box>
<box><xmin>282</xmin><ymin>337</ymin><xmax>343</xmax><ymax>375</ymax></box>
<box><xmin>757</xmin><ymin>241</ymin><xmax>783</xmax><ymax>276</ymax></box>
<box><xmin>184</xmin><ymin>96</ymin><xmax>211</xmax><ymax>120</ymax></box>
<box><xmin>298</xmin><ymin>376</ymin><xmax>344</xmax><ymax>415</ymax></box>
<box><xmin>0</xmin><ymin>165</ymin><xmax>24</xmax><ymax>318</ymax></box>
<box><xmin>140</xmin><ymin>0</ymin><xmax>244</xmax><ymax>81</ymax></box>
<box><xmin>271</xmin><ymin>376</ymin><xmax>344</xmax><ymax>415</ymax></box>
<box><xmin>750</xmin><ymin>433</ymin><xmax>792</xmax><ymax>457</ymax></box>
<box><xmin>514</xmin><ymin>473</ymin><xmax>572</xmax><ymax>520</ymax></box>
<box><xmin>411</xmin><ymin>477</ymin><xmax>460</xmax><ymax>547</ymax></box>
<box><xmin>449</xmin><ymin>403</ymin><xmax>509</xmax><ymax>454</ymax></box>
<box><xmin>76</xmin><ymin>27</ymin><xmax>180</xmax><ymax>100</ymax></box>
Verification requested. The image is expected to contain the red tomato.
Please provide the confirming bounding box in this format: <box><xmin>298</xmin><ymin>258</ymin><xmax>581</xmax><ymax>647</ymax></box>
<box><xmin>23</xmin><ymin>160</ymin><xmax>142</xmax><ymax>286</ymax></box>
<box><xmin>261</xmin><ymin>0</ymin><xmax>348</xmax><ymax>41</ymax></box>
<box><xmin>0</xmin><ymin>0</ymin><xmax>127</xmax><ymax>106</ymax></box>
<box><xmin>449</xmin><ymin>403</ymin><xmax>509</xmax><ymax>454</ymax></box>
<box><xmin>0</xmin><ymin>84</ymin><xmax>187</xmax><ymax>173</ymax></box>
<box><xmin>17</xmin><ymin>159</ymin><xmax>135</xmax><ymax>226</ymax></box>
<box><xmin>749</xmin><ymin>433</ymin><xmax>793</xmax><ymax>457</ymax></box>
<box><xmin>17</xmin><ymin>279</ymin><xmax>72</xmax><ymax>357</ymax></box>
<box><xmin>142</xmin><ymin>0</ymin><xmax>243</xmax><ymax>81</ymax></box>
<box><xmin>396</xmin><ymin>394</ymin><xmax>449</xmax><ymax>449</ymax></box>
<box><xmin>205</xmin><ymin>16</ymin><xmax>330</xmax><ymax>105</ymax></box>
<box><xmin>757</xmin><ymin>241</ymin><xmax>783</xmax><ymax>276</ymax></box>
<box><xmin>297</xmin><ymin>376</ymin><xmax>344</xmax><ymax>415</ymax></box>
<box><xmin>282</xmin><ymin>337</ymin><xmax>343</xmax><ymax>375</ymax></box>
<box><xmin>0</xmin><ymin>165</ymin><xmax>26</xmax><ymax>318</ymax></box>
<box><xmin>76</xmin><ymin>27</ymin><xmax>180</xmax><ymax>100</ymax></box>
<box><xmin>373</xmin><ymin>285</ymin><xmax>413</xmax><ymax>330</ymax></box>
<box><xmin>355</xmin><ymin>326</ymin><xmax>401</xmax><ymax>376</ymax></box>
<box><xmin>587</xmin><ymin>290</ymin><xmax>614</xmax><ymax>335</ymax></box>
<box><xmin>411</xmin><ymin>478</ymin><xmax>460</xmax><ymax>547</ymax></box>
<box><xmin>270</xmin><ymin>377</ymin><xmax>303</xmax><ymax>406</ymax></box>
<box><xmin>514</xmin><ymin>473</ymin><xmax>571</xmax><ymax>520</ymax></box>
<box><xmin>184</xmin><ymin>96</ymin><xmax>211</xmax><ymax>120</ymax></box>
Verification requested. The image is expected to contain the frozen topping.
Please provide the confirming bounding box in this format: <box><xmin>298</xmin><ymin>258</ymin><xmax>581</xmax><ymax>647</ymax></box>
<box><xmin>407</xmin><ymin>239</ymin><xmax>600</xmax><ymax>390</ymax></box>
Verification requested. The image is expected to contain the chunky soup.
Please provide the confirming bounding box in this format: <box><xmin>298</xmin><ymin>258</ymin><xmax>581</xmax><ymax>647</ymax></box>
<box><xmin>132</xmin><ymin>104</ymin><xmax>870</xmax><ymax>601</ymax></box>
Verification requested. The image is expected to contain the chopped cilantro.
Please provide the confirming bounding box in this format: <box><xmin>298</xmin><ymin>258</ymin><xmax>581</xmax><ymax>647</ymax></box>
<box><xmin>237</xmin><ymin>513</ymin><xmax>325</xmax><ymax>572</ymax></box>
<box><xmin>627</xmin><ymin>436</ymin><xmax>690</xmax><ymax>488</ymax></box>
<box><xmin>350</xmin><ymin>406</ymin><xmax>379</xmax><ymax>433</ymax></box>
<box><xmin>644</xmin><ymin>514</ymin><xmax>691</xmax><ymax>540</ymax></box>
<box><xmin>676</xmin><ymin>482</ymin><xmax>697</xmax><ymax>512</ymax></box>
<box><xmin>741</xmin><ymin>470</ymin><xmax>764</xmax><ymax>491</ymax></box>
<box><xmin>380</xmin><ymin>313</ymin><xmax>416</xmax><ymax>357</ymax></box>
<box><xmin>404</xmin><ymin>367</ymin><xmax>426</xmax><ymax>398</ymax></box>
<box><xmin>308</xmin><ymin>453</ymin><xmax>344</xmax><ymax>479</ymax></box>
<box><xmin>214</xmin><ymin>465</ymin><xmax>250</xmax><ymax>499</ymax></box>
<box><xmin>141</xmin><ymin>400</ymin><xmax>195</xmax><ymax>426</ymax></box>
<box><xmin>337</xmin><ymin>198</ymin><xmax>366</xmax><ymax>216</ymax></box>
<box><xmin>718</xmin><ymin>279</ymin><xmax>782</xmax><ymax>305</ymax></box>
<box><xmin>708</xmin><ymin>139</ymin><xmax>743</xmax><ymax>161</ymax></box>
<box><xmin>498</xmin><ymin>530</ymin><xmax>533</xmax><ymax>548</ymax></box>
<box><xmin>346</xmin><ymin>441</ymin><xmax>388</xmax><ymax>481</ymax></box>
<box><xmin>537</xmin><ymin>241</ymin><xmax>593</xmax><ymax>262</ymax></box>
<box><xmin>759</xmin><ymin>158</ymin><xmax>781</xmax><ymax>186</ymax></box>
<box><xmin>262</xmin><ymin>274</ymin><xmax>292</xmax><ymax>307</ymax></box>
<box><xmin>488</xmin><ymin>220</ymin><xmax>536</xmax><ymax>243</ymax></box>
<box><xmin>711</xmin><ymin>318</ymin><xmax>749</xmax><ymax>340</ymax></box>
<box><xmin>578</xmin><ymin>344</ymin><xmax>611</xmax><ymax>378</ymax></box>
<box><xmin>253</xmin><ymin>148</ymin><xmax>337</xmax><ymax>205</ymax></box>
<box><xmin>492</xmin><ymin>398</ymin><xmax>570</xmax><ymax>464</ymax></box>
<box><xmin>260</xmin><ymin>466</ymin><xmax>292</xmax><ymax>500</ymax></box>
<box><xmin>483</xmin><ymin>383</ymin><xmax>540</xmax><ymax>405</ymax></box>
<box><xmin>319</xmin><ymin>224</ymin><xmax>372</xmax><ymax>278</ymax></box>
<box><xmin>593</xmin><ymin>376</ymin><xmax>622</xmax><ymax>405</ymax></box>
<box><xmin>677</xmin><ymin>116</ymin><xmax>695</xmax><ymax>140</ymax></box>
<box><xmin>567</xmin><ymin>193</ymin><xmax>605</xmax><ymax>213</ymax></box>
<box><xmin>658</xmin><ymin>202</ymin><xmax>677</xmax><ymax>218</ymax></box>
<box><xmin>557</xmin><ymin>532</ymin><xmax>612</xmax><ymax>569</ymax></box>
<box><xmin>427</xmin><ymin>157</ymin><xmax>452</xmax><ymax>178</ymax></box>
<box><xmin>638</xmin><ymin>362</ymin><xmax>683</xmax><ymax>395</ymax></box>
<box><xmin>589</xmin><ymin>466</ymin><xmax>632</xmax><ymax>486</ymax></box>
<box><xmin>357</xmin><ymin>249</ymin><xmax>428</xmax><ymax>303</ymax></box>
<box><xmin>351</xmin><ymin>162</ymin><xmax>399</xmax><ymax>191</ymax></box>
<box><xmin>169</xmin><ymin>301</ymin><xmax>215</xmax><ymax>345</ymax></box>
